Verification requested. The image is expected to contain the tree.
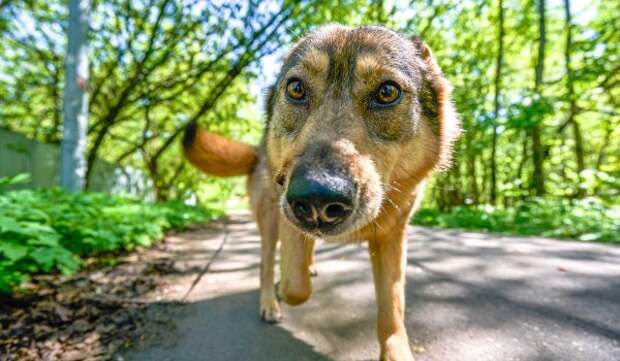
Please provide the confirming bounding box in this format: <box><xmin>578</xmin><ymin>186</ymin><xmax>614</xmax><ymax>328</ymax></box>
<box><xmin>490</xmin><ymin>0</ymin><xmax>505</xmax><ymax>204</ymax></box>
<box><xmin>530</xmin><ymin>0</ymin><xmax>546</xmax><ymax>197</ymax></box>
<box><xmin>59</xmin><ymin>0</ymin><xmax>89</xmax><ymax>192</ymax></box>
<box><xmin>560</xmin><ymin>0</ymin><xmax>585</xmax><ymax>197</ymax></box>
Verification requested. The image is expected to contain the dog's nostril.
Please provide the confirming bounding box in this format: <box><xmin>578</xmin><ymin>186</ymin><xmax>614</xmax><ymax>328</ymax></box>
<box><xmin>275</xmin><ymin>174</ymin><xmax>285</xmax><ymax>186</ymax></box>
<box><xmin>322</xmin><ymin>202</ymin><xmax>350</xmax><ymax>223</ymax></box>
<box><xmin>292</xmin><ymin>200</ymin><xmax>312</xmax><ymax>218</ymax></box>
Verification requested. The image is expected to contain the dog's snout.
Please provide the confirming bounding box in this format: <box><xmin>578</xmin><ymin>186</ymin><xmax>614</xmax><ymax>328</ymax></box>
<box><xmin>286</xmin><ymin>167</ymin><xmax>355</xmax><ymax>230</ymax></box>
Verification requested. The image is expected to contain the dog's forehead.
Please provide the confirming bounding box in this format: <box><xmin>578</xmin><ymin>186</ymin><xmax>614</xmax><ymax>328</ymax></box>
<box><xmin>281</xmin><ymin>25</ymin><xmax>420</xmax><ymax>85</ymax></box>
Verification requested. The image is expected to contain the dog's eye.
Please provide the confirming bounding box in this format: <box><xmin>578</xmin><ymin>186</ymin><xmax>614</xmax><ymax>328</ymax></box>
<box><xmin>286</xmin><ymin>79</ymin><xmax>307</xmax><ymax>102</ymax></box>
<box><xmin>372</xmin><ymin>82</ymin><xmax>401</xmax><ymax>107</ymax></box>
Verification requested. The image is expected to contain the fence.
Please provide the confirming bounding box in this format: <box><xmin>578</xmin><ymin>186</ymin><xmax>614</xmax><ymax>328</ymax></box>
<box><xmin>0</xmin><ymin>128</ymin><xmax>152</xmax><ymax>197</ymax></box>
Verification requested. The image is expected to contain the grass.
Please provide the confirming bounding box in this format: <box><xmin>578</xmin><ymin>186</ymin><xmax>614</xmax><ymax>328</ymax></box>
<box><xmin>0</xmin><ymin>185</ymin><xmax>221</xmax><ymax>293</ymax></box>
<box><xmin>411</xmin><ymin>198</ymin><xmax>620</xmax><ymax>243</ymax></box>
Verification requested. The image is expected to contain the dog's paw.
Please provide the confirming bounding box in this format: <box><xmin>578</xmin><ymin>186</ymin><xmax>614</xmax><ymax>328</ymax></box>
<box><xmin>260</xmin><ymin>298</ymin><xmax>282</xmax><ymax>324</ymax></box>
<box><xmin>381</xmin><ymin>337</ymin><xmax>415</xmax><ymax>361</ymax></box>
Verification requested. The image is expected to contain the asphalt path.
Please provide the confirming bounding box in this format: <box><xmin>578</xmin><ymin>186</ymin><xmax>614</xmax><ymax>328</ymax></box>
<box><xmin>121</xmin><ymin>212</ymin><xmax>620</xmax><ymax>361</ymax></box>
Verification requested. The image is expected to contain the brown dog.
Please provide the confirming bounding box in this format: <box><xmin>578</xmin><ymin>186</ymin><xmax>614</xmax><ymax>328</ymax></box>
<box><xmin>184</xmin><ymin>24</ymin><xmax>460</xmax><ymax>361</ymax></box>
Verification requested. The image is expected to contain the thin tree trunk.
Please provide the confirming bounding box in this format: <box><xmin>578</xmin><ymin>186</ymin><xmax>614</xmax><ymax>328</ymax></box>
<box><xmin>531</xmin><ymin>0</ymin><xmax>546</xmax><ymax>197</ymax></box>
<box><xmin>516</xmin><ymin>133</ymin><xmax>529</xmax><ymax>200</ymax></box>
<box><xmin>60</xmin><ymin>0</ymin><xmax>90</xmax><ymax>192</ymax></box>
<box><xmin>466</xmin><ymin>135</ymin><xmax>479</xmax><ymax>204</ymax></box>
<box><xmin>595</xmin><ymin>119</ymin><xmax>612</xmax><ymax>171</ymax></box>
<box><xmin>490</xmin><ymin>0</ymin><xmax>505</xmax><ymax>205</ymax></box>
<box><xmin>563</xmin><ymin>0</ymin><xmax>586</xmax><ymax>197</ymax></box>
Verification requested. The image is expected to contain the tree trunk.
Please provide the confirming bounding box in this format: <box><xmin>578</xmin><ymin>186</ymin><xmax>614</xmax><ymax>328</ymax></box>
<box><xmin>466</xmin><ymin>135</ymin><xmax>479</xmax><ymax>204</ymax></box>
<box><xmin>490</xmin><ymin>0</ymin><xmax>505</xmax><ymax>205</ymax></box>
<box><xmin>595</xmin><ymin>119</ymin><xmax>612</xmax><ymax>171</ymax></box>
<box><xmin>59</xmin><ymin>0</ymin><xmax>90</xmax><ymax>192</ymax></box>
<box><xmin>563</xmin><ymin>0</ymin><xmax>586</xmax><ymax>197</ymax></box>
<box><xmin>531</xmin><ymin>0</ymin><xmax>546</xmax><ymax>197</ymax></box>
<box><xmin>516</xmin><ymin>133</ymin><xmax>529</xmax><ymax>200</ymax></box>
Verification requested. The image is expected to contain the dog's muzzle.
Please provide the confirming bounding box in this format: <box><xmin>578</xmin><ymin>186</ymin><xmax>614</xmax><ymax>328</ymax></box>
<box><xmin>285</xmin><ymin>165</ymin><xmax>356</xmax><ymax>233</ymax></box>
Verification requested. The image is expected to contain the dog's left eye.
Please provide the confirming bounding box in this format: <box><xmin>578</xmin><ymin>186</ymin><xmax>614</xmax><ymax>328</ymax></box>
<box><xmin>372</xmin><ymin>82</ymin><xmax>401</xmax><ymax>107</ymax></box>
<box><xmin>286</xmin><ymin>79</ymin><xmax>307</xmax><ymax>103</ymax></box>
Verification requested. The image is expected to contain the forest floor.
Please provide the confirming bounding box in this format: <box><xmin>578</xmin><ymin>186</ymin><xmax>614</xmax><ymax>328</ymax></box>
<box><xmin>3</xmin><ymin>210</ymin><xmax>620</xmax><ymax>361</ymax></box>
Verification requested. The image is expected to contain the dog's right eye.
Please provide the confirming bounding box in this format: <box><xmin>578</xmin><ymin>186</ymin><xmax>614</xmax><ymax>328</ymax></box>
<box><xmin>285</xmin><ymin>79</ymin><xmax>307</xmax><ymax>103</ymax></box>
<box><xmin>371</xmin><ymin>81</ymin><xmax>402</xmax><ymax>108</ymax></box>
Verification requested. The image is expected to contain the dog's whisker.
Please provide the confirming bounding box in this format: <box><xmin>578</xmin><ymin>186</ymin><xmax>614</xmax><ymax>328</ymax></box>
<box><xmin>388</xmin><ymin>185</ymin><xmax>404</xmax><ymax>194</ymax></box>
<box><xmin>384</xmin><ymin>196</ymin><xmax>402</xmax><ymax>215</ymax></box>
<box><xmin>365</xmin><ymin>210</ymin><xmax>386</xmax><ymax>234</ymax></box>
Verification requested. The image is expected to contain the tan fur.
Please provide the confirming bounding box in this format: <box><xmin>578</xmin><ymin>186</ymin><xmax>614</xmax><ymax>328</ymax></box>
<box><xmin>184</xmin><ymin>25</ymin><xmax>460</xmax><ymax>361</ymax></box>
<box><xmin>184</xmin><ymin>128</ymin><xmax>258</xmax><ymax>177</ymax></box>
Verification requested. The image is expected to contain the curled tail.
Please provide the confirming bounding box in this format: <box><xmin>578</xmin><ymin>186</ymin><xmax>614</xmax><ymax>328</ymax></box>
<box><xmin>183</xmin><ymin>121</ymin><xmax>258</xmax><ymax>177</ymax></box>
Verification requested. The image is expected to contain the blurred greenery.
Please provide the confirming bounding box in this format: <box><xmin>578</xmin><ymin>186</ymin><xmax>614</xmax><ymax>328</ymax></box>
<box><xmin>0</xmin><ymin>175</ymin><xmax>221</xmax><ymax>293</ymax></box>
<box><xmin>412</xmin><ymin>198</ymin><xmax>620</xmax><ymax>243</ymax></box>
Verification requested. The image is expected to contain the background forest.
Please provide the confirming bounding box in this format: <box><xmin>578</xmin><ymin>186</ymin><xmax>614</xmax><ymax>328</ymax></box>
<box><xmin>0</xmin><ymin>0</ymin><xmax>618</xmax><ymax>239</ymax></box>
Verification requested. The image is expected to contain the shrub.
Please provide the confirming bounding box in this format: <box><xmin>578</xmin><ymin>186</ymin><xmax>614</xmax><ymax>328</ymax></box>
<box><xmin>411</xmin><ymin>198</ymin><xmax>620</xmax><ymax>243</ymax></box>
<box><xmin>0</xmin><ymin>182</ymin><xmax>221</xmax><ymax>293</ymax></box>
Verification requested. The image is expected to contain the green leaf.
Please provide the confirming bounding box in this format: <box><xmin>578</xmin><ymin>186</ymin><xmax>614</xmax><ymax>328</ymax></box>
<box><xmin>0</xmin><ymin>242</ymin><xmax>28</xmax><ymax>261</ymax></box>
<box><xmin>0</xmin><ymin>216</ymin><xmax>23</xmax><ymax>234</ymax></box>
<box><xmin>0</xmin><ymin>173</ymin><xmax>31</xmax><ymax>189</ymax></box>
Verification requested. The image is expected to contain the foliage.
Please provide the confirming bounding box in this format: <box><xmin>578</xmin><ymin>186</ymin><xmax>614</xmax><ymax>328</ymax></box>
<box><xmin>0</xmin><ymin>173</ymin><xmax>31</xmax><ymax>188</ymax></box>
<box><xmin>412</xmin><ymin>198</ymin><xmax>620</xmax><ymax>243</ymax></box>
<box><xmin>398</xmin><ymin>0</ymin><xmax>619</xmax><ymax>206</ymax></box>
<box><xmin>0</xmin><ymin>185</ymin><xmax>221</xmax><ymax>293</ymax></box>
<box><xmin>0</xmin><ymin>0</ymin><xmax>375</xmax><ymax>201</ymax></box>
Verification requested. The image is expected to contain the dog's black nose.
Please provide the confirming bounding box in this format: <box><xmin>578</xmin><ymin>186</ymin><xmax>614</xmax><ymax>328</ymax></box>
<box><xmin>286</xmin><ymin>167</ymin><xmax>355</xmax><ymax>230</ymax></box>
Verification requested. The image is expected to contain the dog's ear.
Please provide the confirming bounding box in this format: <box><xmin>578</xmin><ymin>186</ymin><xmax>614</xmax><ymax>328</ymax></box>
<box><xmin>411</xmin><ymin>36</ymin><xmax>433</xmax><ymax>62</ymax></box>
<box><xmin>411</xmin><ymin>36</ymin><xmax>461</xmax><ymax>170</ymax></box>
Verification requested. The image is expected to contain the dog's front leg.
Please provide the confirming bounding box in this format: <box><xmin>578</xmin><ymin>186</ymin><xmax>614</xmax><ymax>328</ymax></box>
<box><xmin>257</xmin><ymin>208</ymin><xmax>281</xmax><ymax>323</ymax></box>
<box><xmin>278</xmin><ymin>219</ymin><xmax>313</xmax><ymax>305</ymax></box>
<box><xmin>369</xmin><ymin>229</ymin><xmax>413</xmax><ymax>361</ymax></box>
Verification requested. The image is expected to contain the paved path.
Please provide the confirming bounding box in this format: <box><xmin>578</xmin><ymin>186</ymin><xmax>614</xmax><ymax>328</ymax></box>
<box><xmin>121</xmin><ymin>212</ymin><xmax>620</xmax><ymax>361</ymax></box>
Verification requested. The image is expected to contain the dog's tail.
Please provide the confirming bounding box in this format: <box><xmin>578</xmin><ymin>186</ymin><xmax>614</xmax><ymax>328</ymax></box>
<box><xmin>182</xmin><ymin>121</ymin><xmax>258</xmax><ymax>177</ymax></box>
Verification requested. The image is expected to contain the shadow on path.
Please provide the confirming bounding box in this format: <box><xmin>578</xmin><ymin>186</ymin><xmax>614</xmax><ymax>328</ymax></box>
<box><xmin>119</xmin><ymin>213</ymin><xmax>620</xmax><ymax>361</ymax></box>
<box><xmin>123</xmin><ymin>290</ymin><xmax>330</xmax><ymax>361</ymax></box>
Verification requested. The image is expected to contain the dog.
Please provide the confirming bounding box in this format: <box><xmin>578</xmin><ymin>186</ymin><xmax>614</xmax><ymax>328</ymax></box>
<box><xmin>183</xmin><ymin>24</ymin><xmax>460</xmax><ymax>361</ymax></box>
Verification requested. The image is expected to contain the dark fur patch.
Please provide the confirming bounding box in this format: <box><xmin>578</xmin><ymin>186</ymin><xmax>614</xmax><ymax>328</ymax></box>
<box><xmin>264</xmin><ymin>85</ymin><xmax>276</xmax><ymax>126</ymax></box>
<box><xmin>420</xmin><ymin>80</ymin><xmax>440</xmax><ymax>123</ymax></box>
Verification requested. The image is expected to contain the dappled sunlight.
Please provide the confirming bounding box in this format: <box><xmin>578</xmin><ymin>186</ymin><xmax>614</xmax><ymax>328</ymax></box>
<box><xmin>113</xmin><ymin>212</ymin><xmax>620</xmax><ymax>360</ymax></box>
<box><xmin>405</xmin><ymin>226</ymin><xmax>620</xmax><ymax>361</ymax></box>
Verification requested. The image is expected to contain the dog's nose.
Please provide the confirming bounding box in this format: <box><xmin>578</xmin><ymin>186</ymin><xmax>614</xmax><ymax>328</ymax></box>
<box><xmin>286</xmin><ymin>167</ymin><xmax>355</xmax><ymax>229</ymax></box>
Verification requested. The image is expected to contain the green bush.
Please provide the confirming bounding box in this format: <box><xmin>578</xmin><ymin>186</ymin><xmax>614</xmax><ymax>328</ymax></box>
<box><xmin>0</xmin><ymin>183</ymin><xmax>221</xmax><ymax>293</ymax></box>
<box><xmin>412</xmin><ymin>198</ymin><xmax>620</xmax><ymax>243</ymax></box>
